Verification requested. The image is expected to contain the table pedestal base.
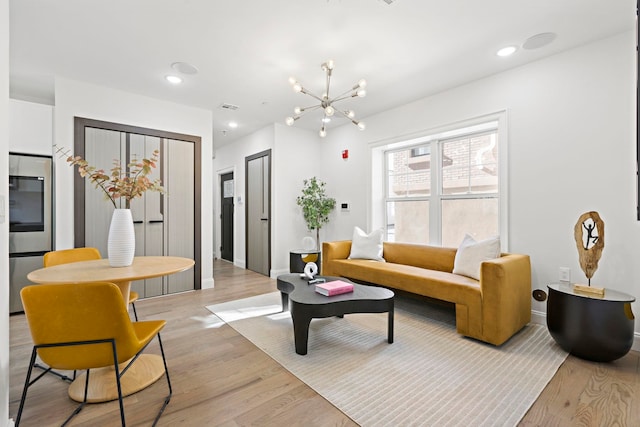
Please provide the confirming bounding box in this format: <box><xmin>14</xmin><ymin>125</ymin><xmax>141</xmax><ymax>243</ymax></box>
<box><xmin>68</xmin><ymin>354</ymin><xmax>166</xmax><ymax>403</ymax></box>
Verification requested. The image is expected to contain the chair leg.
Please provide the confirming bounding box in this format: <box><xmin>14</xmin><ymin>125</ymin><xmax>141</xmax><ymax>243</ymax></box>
<box><xmin>34</xmin><ymin>361</ymin><xmax>75</xmax><ymax>382</ymax></box>
<box><xmin>61</xmin><ymin>370</ymin><xmax>89</xmax><ymax>426</ymax></box>
<box><xmin>15</xmin><ymin>348</ymin><xmax>38</xmax><ymax>426</ymax></box>
<box><xmin>152</xmin><ymin>333</ymin><xmax>172</xmax><ymax>427</ymax></box>
<box><xmin>131</xmin><ymin>301</ymin><xmax>138</xmax><ymax>321</ymax></box>
<box><xmin>110</xmin><ymin>341</ymin><xmax>127</xmax><ymax>427</ymax></box>
<box><xmin>16</xmin><ymin>349</ymin><xmax>84</xmax><ymax>427</ymax></box>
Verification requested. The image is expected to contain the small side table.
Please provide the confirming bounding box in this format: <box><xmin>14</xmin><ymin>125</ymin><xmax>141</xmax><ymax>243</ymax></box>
<box><xmin>547</xmin><ymin>282</ymin><xmax>635</xmax><ymax>362</ymax></box>
<box><xmin>289</xmin><ymin>250</ymin><xmax>321</xmax><ymax>273</ymax></box>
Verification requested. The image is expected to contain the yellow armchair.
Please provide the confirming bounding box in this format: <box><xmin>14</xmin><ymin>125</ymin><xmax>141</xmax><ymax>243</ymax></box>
<box><xmin>44</xmin><ymin>247</ymin><xmax>140</xmax><ymax>320</ymax></box>
<box><xmin>16</xmin><ymin>282</ymin><xmax>171</xmax><ymax>426</ymax></box>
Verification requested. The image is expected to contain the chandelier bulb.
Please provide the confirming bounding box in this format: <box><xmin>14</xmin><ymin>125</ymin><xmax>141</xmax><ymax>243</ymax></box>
<box><xmin>294</xmin><ymin>106</ymin><xmax>302</xmax><ymax>114</ymax></box>
<box><xmin>358</xmin><ymin>79</ymin><xmax>367</xmax><ymax>88</ymax></box>
<box><xmin>288</xmin><ymin>77</ymin><xmax>297</xmax><ymax>86</ymax></box>
<box><xmin>356</xmin><ymin>89</ymin><xmax>367</xmax><ymax>98</ymax></box>
<box><xmin>321</xmin><ymin>60</ymin><xmax>334</xmax><ymax>71</ymax></box>
<box><xmin>346</xmin><ymin>110</ymin><xmax>355</xmax><ymax>118</ymax></box>
<box><xmin>357</xmin><ymin>121</ymin><xmax>366</xmax><ymax>131</ymax></box>
<box><xmin>293</xmin><ymin>83</ymin><xmax>302</xmax><ymax>93</ymax></box>
<box><xmin>325</xmin><ymin>106</ymin><xmax>335</xmax><ymax>116</ymax></box>
<box><xmin>319</xmin><ymin>128</ymin><xmax>327</xmax><ymax>138</ymax></box>
<box><xmin>285</xmin><ymin>116</ymin><xmax>295</xmax><ymax>126</ymax></box>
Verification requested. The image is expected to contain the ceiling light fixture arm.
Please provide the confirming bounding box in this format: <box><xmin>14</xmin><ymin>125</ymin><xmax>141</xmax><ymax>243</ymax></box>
<box><xmin>286</xmin><ymin>60</ymin><xmax>366</xmax><ymax>138</ymax></box>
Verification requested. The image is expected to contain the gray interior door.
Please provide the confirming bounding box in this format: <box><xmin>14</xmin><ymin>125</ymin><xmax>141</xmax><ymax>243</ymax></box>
<box><xmin>164</xmin><ymin>138</ymin><xmax>195</xmax><ymax>294</ymax></box>
<box><xmin>129</xmin><ymin>134</ymin><xmax>164</xmax><ymax>297</ymax></box>
<box><xmin>80</xmin><ymin>122</ymin><xmax>198</xmax><ymax>297</ymax></box>
<box><xmin>246</xmin><ymin>150</ymin><xmax>270</xmax><ymax>276</ymax></box>
<box><xmin>83</xmin><ymin>127</ymin><xmax>121</xmax><ymax>258</ymax></box>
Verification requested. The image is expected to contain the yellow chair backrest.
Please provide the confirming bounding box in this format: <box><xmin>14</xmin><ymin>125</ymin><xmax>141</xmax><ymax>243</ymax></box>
<box><xmin>44</xmin><ymin>247</ymin><xmax>101</xmax><ymax>267</ymax></box>
<box><xmin>20</xmin><ymin>282</ymin><xmax>143</xmax><ymax>371</ymax></box>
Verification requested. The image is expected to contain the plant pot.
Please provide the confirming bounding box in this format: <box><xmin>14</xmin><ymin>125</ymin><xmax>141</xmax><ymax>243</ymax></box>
<box><xmin>108</xmin><ymin>208</ymin><xmax>135</xmax><ymax>267</ymax></box>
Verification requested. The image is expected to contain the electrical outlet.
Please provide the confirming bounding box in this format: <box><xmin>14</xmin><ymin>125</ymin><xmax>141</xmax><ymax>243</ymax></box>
<box><xmin>559</xmin><ymin>267</ymin><xmax>571</xmax><ymax>282</ymax></box>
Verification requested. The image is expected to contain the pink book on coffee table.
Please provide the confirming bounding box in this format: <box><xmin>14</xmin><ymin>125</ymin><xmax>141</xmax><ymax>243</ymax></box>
<box><xmin>315</xmin><ymin>280</ymin><xmax>354</xmax><ymax>296</ymax></box>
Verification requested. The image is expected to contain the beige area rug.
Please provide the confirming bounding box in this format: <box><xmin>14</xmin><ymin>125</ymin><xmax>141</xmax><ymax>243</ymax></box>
<box><xmin>206</xmin><ymin>292</ymin><xmax>567</xmax><ymax>427</ymax></box>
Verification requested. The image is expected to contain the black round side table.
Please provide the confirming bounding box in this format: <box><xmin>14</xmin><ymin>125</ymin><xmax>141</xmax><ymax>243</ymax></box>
<box><xmin>547</xmin><ymin>283</ymin><xmax>635</xmax><ymax>362</ymax></box>
<box><xmin>289</xmin><ymin>250</ymin><xmax>321</xmax><ymax>274</ymax></box>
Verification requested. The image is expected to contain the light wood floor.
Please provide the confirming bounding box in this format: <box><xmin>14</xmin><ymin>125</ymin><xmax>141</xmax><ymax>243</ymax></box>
<box><xmin>9</xmin><ymin>260</ymin><xmax>640</xmax><ymax>426</ymax></box>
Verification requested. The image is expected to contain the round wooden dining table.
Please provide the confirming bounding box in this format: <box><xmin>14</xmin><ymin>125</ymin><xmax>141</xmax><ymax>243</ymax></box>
<box><xmin>27</xmin><ymin>255</ymin><xmax>195</xmax><ymax>403</ymax></box>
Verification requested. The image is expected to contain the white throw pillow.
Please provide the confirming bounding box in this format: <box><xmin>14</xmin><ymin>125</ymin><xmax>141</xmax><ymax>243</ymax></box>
<box><xmin>348</xmin><ymin>226</ymin><xmax>385</xmax><ymax>261</ymax></box>
<box><xmin>452</xmin><ymin>234</ymin><xmax>501</xmax><ymax>280</ymax></box>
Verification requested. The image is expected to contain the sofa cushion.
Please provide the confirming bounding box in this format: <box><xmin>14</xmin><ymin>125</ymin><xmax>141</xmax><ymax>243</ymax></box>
<box><xmin>383</xmin><ymin>242</ymin><xmax>457</xmax><ymax>272</ymax></box>
<box><xmin>330</xmin><ymin>258</ymin><xmax>481</xmax><ymax>306</ymax></box>
<box><xmin>453</xmin><ymin>234</ymin><xmax>500</xmax><ymax>280</ymax></box>
<box><xmin>348</xmin><ymin>227</ymin><xmax>385</xmax><ymax>261</ymax></box>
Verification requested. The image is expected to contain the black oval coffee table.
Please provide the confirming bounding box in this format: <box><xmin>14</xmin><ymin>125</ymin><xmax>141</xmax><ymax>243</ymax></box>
<box><xmin>277</xmin><ymin>273</ymin><xmax>395</xmax><ymax>355</ymax></box>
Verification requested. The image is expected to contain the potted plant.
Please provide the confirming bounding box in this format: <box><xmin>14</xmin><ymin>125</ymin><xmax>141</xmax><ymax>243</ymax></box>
<box><xmin>296</xmin><ymin>177</ymin><xmax>336</xmax><ymax>251</ymax></box>
<box><xmin>66</xmin><ymin>150</ymin><xmax>165</xmax><ymax>266</ymax></box>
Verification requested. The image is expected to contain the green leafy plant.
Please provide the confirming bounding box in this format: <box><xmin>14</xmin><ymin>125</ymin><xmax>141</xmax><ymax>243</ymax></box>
<box><xmin>296</xmin><ymin>177</ymin><xmax>336</xmax><ymax>250</ymax></box>
<box><xmin>67</xmin><ymin>150</ymin><xmax>165</xmax><ymax>209</ymax></box>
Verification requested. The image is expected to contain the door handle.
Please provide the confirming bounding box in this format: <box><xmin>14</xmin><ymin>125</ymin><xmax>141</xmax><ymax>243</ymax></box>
<box><xmin>148</xmin><ymin>220</ymin><xmax>164</xmax><ymax>223</ymax></box>
<box><xmin>260</xmin><ymin>217</ymin><xmax>269</xmax><ymax>221</ymax></box>
<box><xmin>133</xmin><ymin>220</ymin><xmax>143</xmax><ymax>224</ymax></box>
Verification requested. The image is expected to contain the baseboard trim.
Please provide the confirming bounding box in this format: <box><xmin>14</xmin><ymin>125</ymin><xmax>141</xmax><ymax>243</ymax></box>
<box><xmin>270</xmin><ymin>268</ymin><xmax>290</xmax><ymax>279</ymax></box>
<box><xmin>201</xmin><ymin>277</ymin><xmax>214</xmax><ymax>290</ymax></box>
<box><xmin>531</xmin><ymin>310</ymin><xmax>640</xmax><ymax>353</ymax></box>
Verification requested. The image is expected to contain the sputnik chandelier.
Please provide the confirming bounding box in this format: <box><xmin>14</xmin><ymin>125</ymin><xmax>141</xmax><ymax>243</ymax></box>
<box><xmin>286</xmin><ymin>60</ymin><xmax>367</xmax><ymax>138</ymax></box>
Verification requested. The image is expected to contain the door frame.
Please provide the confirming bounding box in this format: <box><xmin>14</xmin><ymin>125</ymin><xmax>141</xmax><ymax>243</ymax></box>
<box><xmin>73</xmin><ymin>117</ymin><xmax>202</xmax><ymax>289</ymax></box>
<box><xmin>245</xmin><ymin>149</ymin><xmax>271</xmax><ymax>275</ymax></box>
<box><xmin>219</xmin><ymin>170</ymin><xmax>234</xmax><ymax>262</ymax></box>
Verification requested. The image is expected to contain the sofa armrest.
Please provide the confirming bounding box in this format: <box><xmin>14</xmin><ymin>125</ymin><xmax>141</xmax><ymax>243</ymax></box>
<box><xmin>322</xmin><ymin>240</ymin><xmax>352</xmax><ymax>276</ymax></box>
<box><xmin>479</xmin><ymin>253</ymin><xmax>532</xmax><ymax>345</ymax></box>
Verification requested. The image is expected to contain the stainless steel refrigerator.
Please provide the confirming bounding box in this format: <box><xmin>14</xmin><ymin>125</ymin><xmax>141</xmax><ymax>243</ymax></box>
<box><xmin>9</xmin><ymin>153</ymin><xmax>53</xmax><ymax>313</ymax></box>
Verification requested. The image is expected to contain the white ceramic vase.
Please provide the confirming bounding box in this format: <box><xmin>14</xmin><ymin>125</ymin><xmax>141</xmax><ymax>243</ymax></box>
<box><xmin>108</xmin><ymin>208</ymin><xmax>135</xmax><ymax>267</ymax></box>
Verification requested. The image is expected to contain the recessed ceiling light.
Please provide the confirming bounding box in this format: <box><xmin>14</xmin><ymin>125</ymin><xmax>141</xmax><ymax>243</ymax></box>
<box><xmin>523</xmin><ymin>32</ymin><xmax>557</xmax><ymax>50</ymax></box>
<box><xmin>228</xmin><ymin>121</ymin><xmax>238</xmax><ymax>128</ymax></box>
<box><xmin>171</xmin><ymin>62</ymin><xmax>199</xmax><ymax>75</ymax></box>
<box><xmin>165</xmin><ymin>75</ymin><xmax>183</xmax><ymax>84</ymax></box>
<box><xmin>496</xmin><ymin>46</ymin><xmax>517</xmax><ymax>57</ymax></box>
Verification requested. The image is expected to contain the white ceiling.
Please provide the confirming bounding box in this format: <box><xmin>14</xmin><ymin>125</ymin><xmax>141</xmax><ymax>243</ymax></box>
<box><xmin>9</xmin><ymin>0</ymin><xmax>635</xmax><ymax>146</ymax></box>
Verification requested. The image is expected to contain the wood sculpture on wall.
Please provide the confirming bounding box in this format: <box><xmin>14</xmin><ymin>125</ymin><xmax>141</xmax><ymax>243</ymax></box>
<box><xmin>573</xmin><ymin>211</ymin><xmax>605</xmax><ymax>294</ymax></box>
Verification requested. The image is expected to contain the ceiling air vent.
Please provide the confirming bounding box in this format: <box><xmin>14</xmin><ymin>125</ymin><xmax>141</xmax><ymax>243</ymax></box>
<box><xmin>219</xmin><ymin>103</ymin><xmax>239</xmax><ymax>111</ymax></box>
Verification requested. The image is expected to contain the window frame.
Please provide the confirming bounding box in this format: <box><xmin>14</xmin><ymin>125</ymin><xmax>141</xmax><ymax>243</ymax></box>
<box><xmin>375</xmin><ymin>111</ymin><xmax>508</xmax><ymax>251</ymax></box>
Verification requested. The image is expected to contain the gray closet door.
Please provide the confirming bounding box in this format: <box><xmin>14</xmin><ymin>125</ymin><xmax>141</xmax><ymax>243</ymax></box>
<box><xmin>129</xmin><ymin>134</ymin><xmax>164</xmax><ymax>298</ymax></box>
<box><xmin>164</xmin><ymin>138</ymin><xmax>194</xmax><ymax>293</ymax></box>
<box><xmin>83</xmin><ymin>128</ymin><xmax>195</xmax><ymax>297</ymax></box>
<box><xmin>84</xmin><ymin>128</ymin><xmax>122</xmax><ymax>258</ymax></box>
<box><xmin>246</xmin><ymin>150</ymin><xmax>270</xmax><ymax>276</ymax></box>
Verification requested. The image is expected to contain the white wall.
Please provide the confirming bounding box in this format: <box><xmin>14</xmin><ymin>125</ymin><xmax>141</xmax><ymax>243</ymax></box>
<box><xmin>213</xmin><ymin>125</ymin><xmax>275</xmax><ymax>268</ymax></box>
<box><xmin>272</xmin><ymin>123</ymin><xmax>322</xmax><ymax>274</ymax></box>
<box><xmin>8</xmin><ymin>99</ymin><xmax>52</xmax><ymax>155</ymax></box>
<box><xmin>213</xmin><ymin>123</ymin><xmax>321</xmax><ymax>275</ymax></box>
<box><xmin>321</xmin><ymin>32</ymin><xmax>640</xmax><ymax>339</ymax></box>
<box><xmin>1</xmin><ymin>0</ymin><xmax>10</xmax><ymax>424</ymax></box>
<box><xmin>54</xmin><ymin>78</ymin><xmax>214</xmax><ymax>289</ymax></box>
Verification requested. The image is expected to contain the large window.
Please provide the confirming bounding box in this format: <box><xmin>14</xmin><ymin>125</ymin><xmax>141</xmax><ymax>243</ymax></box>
<box><xmin>384</xmin><ymin>121</ymin><xmax>502</xmax><ymax>247</ymax></box>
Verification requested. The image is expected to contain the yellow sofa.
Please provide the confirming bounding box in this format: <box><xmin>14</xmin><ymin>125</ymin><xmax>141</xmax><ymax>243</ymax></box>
<box><xmin>322</xmin><ymin>240</ymin><xmax>532</xmax><ymax>346</ymax></box>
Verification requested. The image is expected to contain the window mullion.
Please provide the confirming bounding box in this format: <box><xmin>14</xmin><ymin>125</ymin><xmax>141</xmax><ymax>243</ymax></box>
<box><xmin>431</xmin><ymin>139</ymin><xmax>441</xmax><ymax>246</ymax></box>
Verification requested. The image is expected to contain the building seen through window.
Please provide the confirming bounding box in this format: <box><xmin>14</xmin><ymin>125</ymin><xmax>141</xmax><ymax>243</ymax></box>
<box><xmin>385</xmin><ymin>125</ymin><xmax>500</xmax><ymax>247</ymax></box>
